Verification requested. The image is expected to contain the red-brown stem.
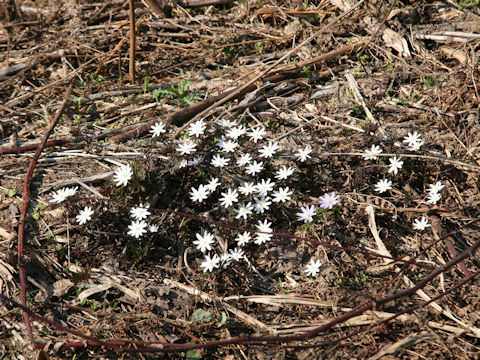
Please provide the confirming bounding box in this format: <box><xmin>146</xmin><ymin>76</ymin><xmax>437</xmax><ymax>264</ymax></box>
<box><xmin>17</xmin><ymin>84</ymin><xmax>73</xmax><ymax>346</ymax></box>
<box><xmin>128</xmin><ymin>0</ymin><xmax>136</xmax><ymax>84</ymax></box>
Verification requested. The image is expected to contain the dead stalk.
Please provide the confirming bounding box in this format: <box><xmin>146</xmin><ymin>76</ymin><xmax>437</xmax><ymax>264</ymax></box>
<box><xmin>128</xmin><ymin>0</ymin><xmax>136</xmax><ymax>84</ymax></box>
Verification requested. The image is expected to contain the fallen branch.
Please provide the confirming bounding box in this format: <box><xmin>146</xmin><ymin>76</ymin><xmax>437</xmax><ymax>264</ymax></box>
<box><xmin>0</xmin><ymin>139</ymin><xmax>70</xmax><ymax>156</ymax></box>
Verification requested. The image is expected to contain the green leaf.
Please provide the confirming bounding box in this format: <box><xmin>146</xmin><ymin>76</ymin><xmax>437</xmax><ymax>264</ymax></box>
<box><xmin>186</xmin><ymin>349</ymin><xmax>202</xmax><ymax>359</ymax></box>
<box><xmin>177</xmin><ymin>80</ymin><xmax>191</xmax><ymax>95</ymax></box>
<box><xmin>191</xmin><ymin>308</ymin><xmax>212</xmax><ymax>323</ymax></box>
<box><xmin>216</xmin><ymin>311</ymin><xmax>227</xmax><ymax>328</ymax></box>
<box><xmin>7</xmin><ymin>188</ymin><xmax>16</xmax><ymax>197</ymax></box>
<box><xmin>32</xmin><ymin>211</ymin><xmax>40</xmax><ymax>220</ymax></box>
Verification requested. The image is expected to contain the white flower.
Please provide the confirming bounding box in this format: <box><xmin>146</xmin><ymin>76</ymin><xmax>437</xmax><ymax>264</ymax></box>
<box><xmin>304</xmin><ymin>259</ymin><xmax>322</xmax><ymax>277</ymax></box>
<box><xmin>206</xmin><ymin>178</ymin><xmax>221</xmax><ymax>192</ymax></box>
<box><xmin>64</xmin><ymin>186</ymin><xmax>78</xmax><ymax>197</ymax></box>
<box><xmin>130</xmin><ymin>204</ymin><xmax>151</xmax><ymax>220</ymax></box>
<box><xmin>219</xmin><ymin>139</ymin><xmax>238</xmax><ymax>153</ymax></box>
<box><xmin>427</xmin><ymin>191</ymin><xmax>441</xmax><ymax>205</ymax></box>
<box><xmin>236</xmin><ymin>153</ymin><xmax>252</xmax><ymax>167</ymax></box>
<box><xmin>193</xmin><ymin>231</ymin><xmax>215</xmax><ymax>253</ymax></box>
<box><xmin>211</xmin><ymin>154</ymin><xmax>230</xmax><ymax>168</ymax></box>
<box><xmin>218</xmin><ymin>119</ymin><xmax>236</xmax><ymax>128</ymax></box>
<box><xmin>248</xmin><ymin>126</ymin><xmax>267</xmax><ymax>143</ymax></box>
<box><xmin>254</xmin><ymin>219</ymin><xmax>273</xmax><ymax>245</ymax></box>
<box><xmin>176</xmin><ymin>140</ymin><xmax>197</xmax><ymax>155</ymax></box>
<box><xmin>272</xmin><ymin>187</ymin><xmax>292</xmax><ymax>203</ymax></box>
<box><xmin>255</xmin><ymin>178</ymin><xmax>275</xmax><ymax>197</ymax></box>
<box><xmin>220</xmin><ymin>253</ymin><xmax>232</xmax><ymax>268</ymax></box>
<box><xmin>413</xmin><ymin>216</ymin><xmax>430</xmax><ymax>231</ymax></box>
<box><xmin>296</xmin><ymin>146</ymin><xmax>313</xmax><ymax>162</ymax></box>
<box><xmin>255</xmin><ymin>233</ymin><xmax>273</xmax><ymax>245</ymax></box>
<box><xmin>149</xmin><ymin>224</ymin><xmax>158</xmax><ymax>232</ymax></box>
<box><xmin>374</xmin><ymin>179</ymin><xmax>392</xmax><ymax>193</ymax></box>
<box><xmin>363</xmin><ymin>145</ymin><xmax>383</xmax><ymax>160</ymax></box>
<box><xmin>388</xmin><ymin>156</ymin><xmax>404</xmax><ymax>175</ymax></box>
<box><xmin>127</xmin><ymin>220</ymin><xmax>148</xmax><ymax>238</ymax></box>
<box><xmin>190</xmin><ymin>184</ymin><xmax>210</xmax><ymax>203</ymax></box>
<box><xmin>427</xmin><ymin>181</ymin><xmax>444</xmax><ymax>194</ymax></box>
<box><xmin>226</xmin><ymin>125</ymin><xmax>246</xmax><ymax>139</ymax></box>
<box><xmin>76</xmin><ymin>206</ymin><xmax>94</xmax><ymax>225</ymax></box>
<box><xmin>229</xmin><ymin>247</ymin><xmax>244</xmax><ymax>261</ymax></box>
<box><xmin>409</xmin><ymin>140</ymin><xmax>424</xmax><ymax>151</ymax></box>
<box><xmin>254</xmin><ymin>196</ymin><xmax>271</xmax><ymax>214</ymax></box>
<box><xmin>113</xmin><ymin>164</ymin><xmax>133</xmax><ymax>187</ymax></box>
<box><xmin>234</xmin><ymin>202</ymin><xmax>253</xmax><ymax>220</ymax></box>
<box><xmin>50</xmin><ymin>188</ymin><xmax>69</xmax><ymax>204</ymax></box>
<box><xmin>216</xmin><ymin>137</ymin><xmax>226</xmax><ymax>149</ymax></box>
<box><xmin>259</xmin><ymin>141</ymin><xmax>280</xmax><ymax>158</ymax></box>
<box><xmin>238</xmin><ymin>182</ymin><xmax>257</xmax><ymax>195</ymax></box>
<box><xmin>150</xmin><ymin>122</ymin><xmax>167</xmax><ymax>137</ymax></box>
<box><xmin>219</xmin><ymin>188</ymin><xmax>239</xmax><ymax>208</ymax></box>
<box><xmin>235</xmin><ymin>231</ymin><xmax>251</xmax><ymax>246</ymax></box>
<box><xmin>200</xmin><ymin>254</ymin><xmax>220</xmax><ymax>272</ymax></box>
<box><xmin>403</xmin><ymin>131</ymin><xmax>424</xmax><ymax>151</ymax></box>
<box><xmin>179</xmin><ymin>159</ymin><xmax>188</xmax><ymax>168</ymax></box>
<box><xmin>188</xmin><ymin>119</ymin><xmax>207</xmax><ymax>137</ymax></box>
<box><xmin>246</xmin><ymin>160</ymin><xmax>264</xmax><ymax>175</ymax></box>
<box><xmin>256</xmin><ymin>218</ymin><xmax>273</xmax><ymax>233</ymax></box>
<box><xmin>50</xmin><ymin>186</ymin><xmax>78</xmax><ymax>204</ymax></box>
<box><xmin>275</xmin><ymin>165</ymin><xmax>294</xmax><ymax>180</ymax></box>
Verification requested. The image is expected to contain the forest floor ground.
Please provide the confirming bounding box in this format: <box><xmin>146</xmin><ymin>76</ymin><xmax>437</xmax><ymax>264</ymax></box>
<box><xmin>1</xmin><ymin>0</ymin><xmax>480</xmax><ymax>358</ymax></box>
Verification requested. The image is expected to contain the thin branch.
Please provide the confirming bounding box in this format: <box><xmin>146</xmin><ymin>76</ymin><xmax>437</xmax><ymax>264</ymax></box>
<box><xmin>17</xmin><ymin>84</ymin><xmax>73</xmax><ymax>345</ymax></box>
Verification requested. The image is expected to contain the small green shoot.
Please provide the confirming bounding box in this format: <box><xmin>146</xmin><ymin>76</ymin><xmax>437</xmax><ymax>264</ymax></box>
<box><xmin>152</xmin><ymin>80</ymin><xmax>202</xmax><ymax>106</ymax></box>
<box><xmin>32</xmin><ymin>208</ymin><xmax>41</xmax><ymax>221</ymax></box>
<box><xmin>301</xmin><ymin>65</ymin><xmax>312</xmax><ymax>78</ymax></box>
<box><xmin>73</xmin><ymin>114</ymin><xmax>82</xmax><ymax>125</ymax></box>
<box><xmin>386</xmin><ymin>60</ymin><xmax>395</xmax><ymax>74</ymax></box>
<box><xmin>424</xmin><ymin>75</ymin><xmax>434</xmax><ymax>88</ymax></box>
<box><xmin>460</xmin><ymin>0</ymin><xmax>479</xmax><ymax>7</ymax></box>
<box><xmin>90</xmin><ymin>300</ymin><xmax>100</xmax><ymax>311</ymax></box>
<box><xmin>143</xmin><ymin>76</ymin><xmax>151</xmax><ymax>94</ymax></box>
<box><xmin>186</xmin><ymin>347</ymin><xmax>202</xmax><ymax>360</ymax></box>
<box><xmin>351</xmin><ymin>104</ymin><xmax>366</xmax><ymax>119</ymax></box>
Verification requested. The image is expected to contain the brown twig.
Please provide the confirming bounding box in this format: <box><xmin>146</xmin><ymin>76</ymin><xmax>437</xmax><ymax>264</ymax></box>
<box><xmin>128</xmin><ymin>0</ymin><xmax>136</xmax><ymax>84</ymax></box>
<box><xmin>179</xmin><ymin>0</ymin><xmax>234</xmax><ymax>7</ymax></box>
<box><xmin>17</xmin><ymin>84</ymin><xmax>73</xmax><ymax>346</ymax></box>
<box><xmin>0</xmin><ymin>139</ymin><xmax>70</xmax><ymax>156</ymax></box>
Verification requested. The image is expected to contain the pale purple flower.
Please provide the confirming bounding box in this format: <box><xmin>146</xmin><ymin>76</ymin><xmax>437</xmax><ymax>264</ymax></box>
<box><xmin>318</xmin><ymin>192</ymin><xmax>339</xmax><ymax>209</ymax></box>
<box><xmin>187</xmin><ymin>155</ymin><xmax>204</xmax><ymax>166</ymax></box>
<box><xmin>296</xmin><ymin>205</ymin><xmax>316</xmax><ymax>223</ymax></box>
